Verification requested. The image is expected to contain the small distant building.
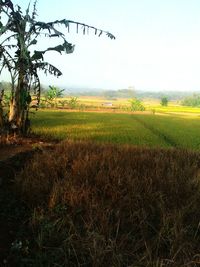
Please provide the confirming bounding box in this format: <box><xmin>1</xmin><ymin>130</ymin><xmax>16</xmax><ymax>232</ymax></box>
<box><xmin>102</xmin><ymin>102</ymin><xmax>113</xmax><ymax>107</ymax></box>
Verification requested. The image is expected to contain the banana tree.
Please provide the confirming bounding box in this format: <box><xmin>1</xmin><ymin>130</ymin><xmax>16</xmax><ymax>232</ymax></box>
<box><xmin>0</xmin><ymin>0</ymin><xmax>115</xmax><ymax>135</ymax></box>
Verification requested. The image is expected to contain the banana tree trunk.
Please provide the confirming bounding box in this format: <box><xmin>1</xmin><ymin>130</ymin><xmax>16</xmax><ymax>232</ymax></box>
<box><xmin>0</xmin><ymin>101</ymin><xmax>3</xmax><ymax>128</ymax></box>
<box><xmin>0</xmin><ymin>90</ymin><xmax>4</xmax><ymax>129</ymax></box>
<box><xmin>8</xmin><ymin>73</ymin><xmax>28</xmax><ymax>135</ymax></box>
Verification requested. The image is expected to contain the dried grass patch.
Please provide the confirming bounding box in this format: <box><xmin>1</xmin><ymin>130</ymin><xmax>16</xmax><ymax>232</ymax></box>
<box><xmin>16</xmin><ymin>141</ymin><xmax>200</xmax><ymax>266</ymax></box>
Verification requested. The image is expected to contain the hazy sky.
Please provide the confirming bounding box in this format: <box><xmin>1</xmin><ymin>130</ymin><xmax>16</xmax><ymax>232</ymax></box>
<box><xmin>2</xmin><ymin>0</ymin><xmax>200</xmax><ymax>91</ymax></box>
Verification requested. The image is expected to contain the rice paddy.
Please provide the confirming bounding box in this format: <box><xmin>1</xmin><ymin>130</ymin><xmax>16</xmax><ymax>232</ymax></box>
<box><xmin>31</xmin><ymin>109</ymin><xmax>200</xmax><ymax>150</ymax></box>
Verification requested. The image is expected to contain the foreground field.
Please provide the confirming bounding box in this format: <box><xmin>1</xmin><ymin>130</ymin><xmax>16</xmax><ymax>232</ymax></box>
<box><xmin>1</xmin><ymin>110</ymin><xmax>200</xmax><ymax>266</ymax></box>
<box><xmin>14</xmin><ymin>141</ymin><xmax>200</xmax><ymax>266</ymax></box>
<box><xmin>31</xmin><ymin>110</ymin><xmax>200</xmax><ymax>150</ymax></box>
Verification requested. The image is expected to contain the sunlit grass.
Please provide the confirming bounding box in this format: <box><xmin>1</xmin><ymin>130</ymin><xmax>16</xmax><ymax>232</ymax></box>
<box><xmin>31</xmin><ymin>110</ymin><xmax>168</xmax><ymax>147</ymax></box>
<box><xmin>134</xmin><ymin>114</ymin><xmax>200</xmax><ymax>150</ymax></box>
<box><xmin>150</xmin><ymin>105</ymin><xmax>200</xmax><ymax>113</ymax></box>
<box><xmin>31</xmin><ymin>109</ymin><xmax>200</xmax><ymax>150</ymax></box>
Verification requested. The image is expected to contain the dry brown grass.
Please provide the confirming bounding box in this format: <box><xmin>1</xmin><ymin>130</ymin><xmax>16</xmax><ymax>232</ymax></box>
<box><xmin>16</xmin><ymin>141</ymin><xmax>200</xmax><ymax>266</ymax></box>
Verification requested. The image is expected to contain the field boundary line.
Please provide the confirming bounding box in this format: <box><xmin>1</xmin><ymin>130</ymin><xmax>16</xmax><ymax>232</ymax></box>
<box><xmin>132</xmin><ymin>115</ymin><xmax>178</xmax><ymax>147</ymax></box>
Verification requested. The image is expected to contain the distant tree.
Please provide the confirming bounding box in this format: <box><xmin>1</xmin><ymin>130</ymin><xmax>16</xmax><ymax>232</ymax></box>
<box><xmin>160</xmin><ymin>97</ymin><xmax>168</xmax><ymax>106</ymax></box>
<box><xmin>0</xmin><ymin>0</ymin><xmax>115</xmax><ymax>135</ymax></box>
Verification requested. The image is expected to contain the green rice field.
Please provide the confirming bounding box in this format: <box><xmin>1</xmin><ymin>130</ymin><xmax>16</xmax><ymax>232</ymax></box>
<box><xmin>31</xmin><ymin>110</ymin><xmax>200</xmax><ymax>150</ymax></box>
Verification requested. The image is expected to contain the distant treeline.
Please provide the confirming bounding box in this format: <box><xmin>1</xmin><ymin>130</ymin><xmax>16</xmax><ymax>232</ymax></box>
<box><xmin>69</xmin><ymin>88</ymin><xmax>197</xmax><ymax>101</ymax></box>
<box><xmin>181</xmin><ymin>94</ymin><xmax>200</xmax><ymax>107</ymax></box>
<box><xmin>1</xmin><ymin>81</ymin><xmax>200</xmax><ymax>102</ymax></box>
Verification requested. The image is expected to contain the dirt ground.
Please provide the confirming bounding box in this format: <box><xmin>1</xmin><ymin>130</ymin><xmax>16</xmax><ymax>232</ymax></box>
<box><xmin>0</xmin><ymin>136</ymin><xmax>56</xmax><ymax>162</ymax></box>
<box><xmin>0</xmin><ymin>137</ymin><xmax>57</xmax><ymax>265</ymax></box>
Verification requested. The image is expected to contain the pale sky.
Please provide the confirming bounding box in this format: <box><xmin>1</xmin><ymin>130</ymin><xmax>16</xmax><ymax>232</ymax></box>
<box><xmin>2</xmin><ymin>0</ymin><xmax>200</xmax><ymax>91</ymax></box>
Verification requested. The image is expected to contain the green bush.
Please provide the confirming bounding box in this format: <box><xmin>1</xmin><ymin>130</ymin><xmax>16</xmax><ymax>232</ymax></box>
<box><xmin>129</xmin><ymin>98</ymin><xmax>145</xmax><ymax>111</ymax></box>
<box><xmin>45</xmin><ymin>86</ymin><xmax>65</xmax><ymax>107</ymax></box>
<box><xmin>67</xmin><ymin>97</ymin><xmax>79</xmax><ymax>109</ymax></box>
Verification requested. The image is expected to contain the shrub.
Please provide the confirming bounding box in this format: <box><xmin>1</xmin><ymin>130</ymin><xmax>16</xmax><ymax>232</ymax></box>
<box><xmin>67</xmin><ymin>97</ymin><xmax>79</xmax><ymax>109</ymax></box>
<box><xmin>58</xmin><ymin>100</ymin><xmax>68</xmax><ymax>108</ymax></box>
<box><xmin>129</xmin><ymin>98</ymin><xmax>145</xmax><ymax>111</ymax></box>
<box><xmin>44</xmin><ymin>86</ymin><xmax>65</xmax><ymax>107</ymax></box>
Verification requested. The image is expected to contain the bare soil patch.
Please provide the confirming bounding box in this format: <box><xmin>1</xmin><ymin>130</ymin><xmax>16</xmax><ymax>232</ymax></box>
<box><xmin>0</xmin><ymin>136</ymin><xmax>57</xmax><ymax>162</ymax></box>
